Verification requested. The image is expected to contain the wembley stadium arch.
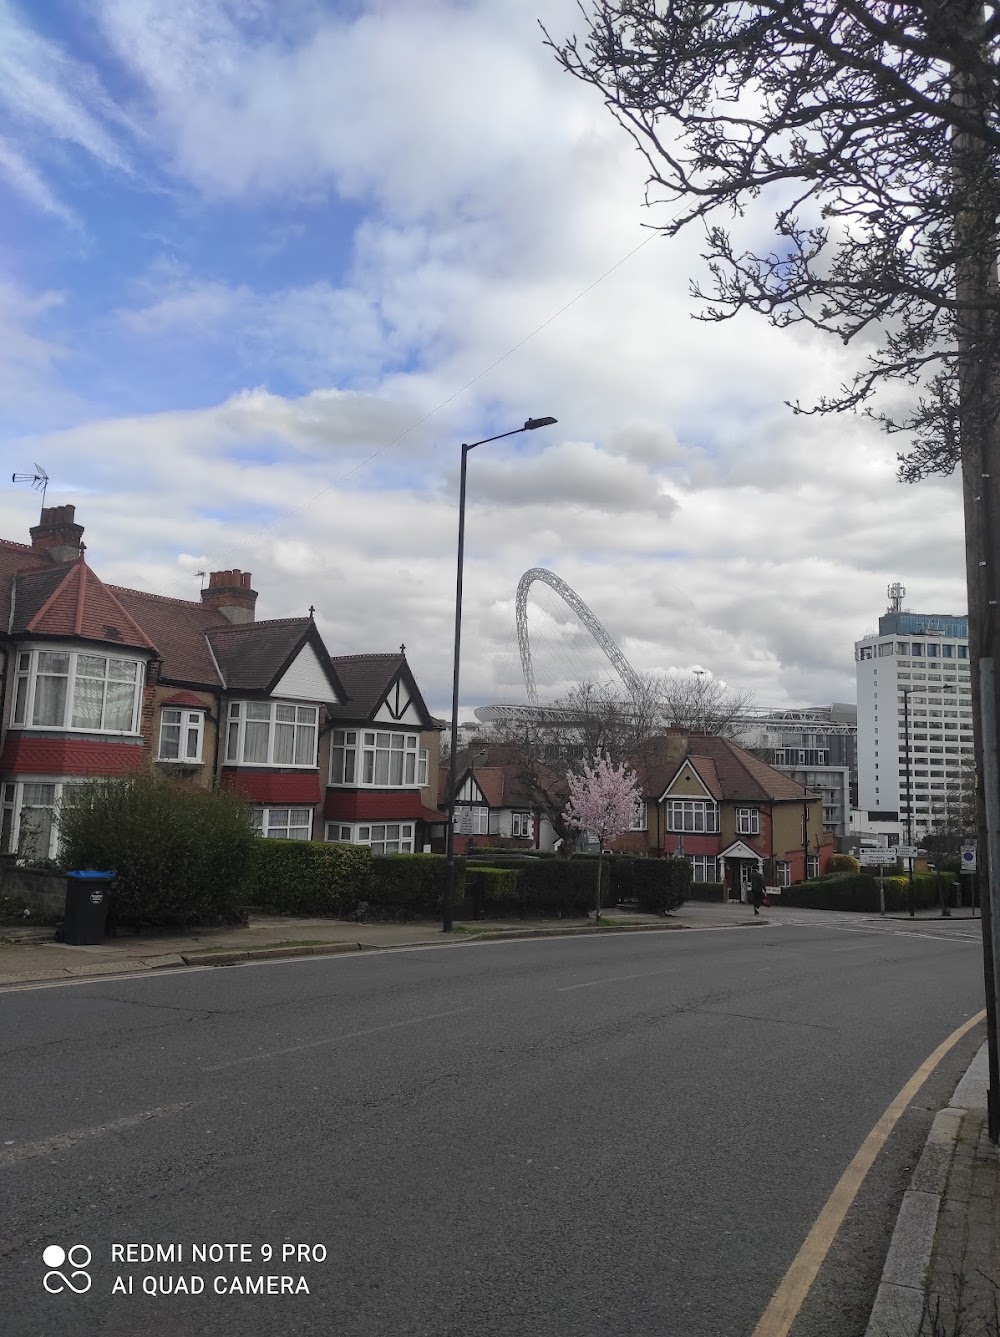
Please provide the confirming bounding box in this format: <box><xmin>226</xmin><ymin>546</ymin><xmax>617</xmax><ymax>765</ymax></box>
<box><xmin>515</xmin><ymin>568</ymin><xmax>641</xmax><ymax>705</ymax></box>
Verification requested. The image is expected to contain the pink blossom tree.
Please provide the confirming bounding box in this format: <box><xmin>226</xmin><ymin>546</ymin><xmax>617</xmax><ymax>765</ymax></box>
<box><xmin>564</xmin><ymin>753</ymin><xmax>642</xmax><ymax>920</ymax></box>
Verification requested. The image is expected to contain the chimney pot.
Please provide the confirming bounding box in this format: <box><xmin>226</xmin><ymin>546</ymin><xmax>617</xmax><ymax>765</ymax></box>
<box><xmin>30</xmin><ymin>504</ymin><xmax>85</xmax><ymax>564</ymax></box>
<box><xmin>201</xmin><ymin>569</ymin><xmax>257</xmax><ymax>624</ymax></box>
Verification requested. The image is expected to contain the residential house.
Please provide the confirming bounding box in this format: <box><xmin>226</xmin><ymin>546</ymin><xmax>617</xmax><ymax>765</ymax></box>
<box><xmin>633</xmin><ymin>731</ymin><xmax>834</xmax><ymax>896</ymax></box>
<box><xmin>0</xmin><ymin>505</ymin><xmax>444</xmax><ymax>858</ymax></box>
<box><xmin>444</xmin><ymin>744</ymin><xmax>560</xmax><ymax>852</ymax></box>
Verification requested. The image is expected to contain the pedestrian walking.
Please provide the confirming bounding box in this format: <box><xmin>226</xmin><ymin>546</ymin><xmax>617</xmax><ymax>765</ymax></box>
<box><xmin>749</xmin><ymin>866</ymin><xmax>766</xmax><ymax>915</ymax></box>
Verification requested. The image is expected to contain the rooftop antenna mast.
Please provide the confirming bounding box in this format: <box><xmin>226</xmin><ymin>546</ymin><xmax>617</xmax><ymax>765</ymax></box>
<box><xmin>888</xmin><ymin>581</ymin><xmax>906</xmax><ymax>614</ymax></box>
<box><xmin>11</xmin><ymin>464</ymin><xmax>49</xmax><ymax>515</ymax></box>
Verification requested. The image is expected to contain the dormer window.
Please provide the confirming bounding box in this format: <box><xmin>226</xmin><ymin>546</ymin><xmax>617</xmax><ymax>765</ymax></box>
<box><xmin>11</xmin><ymin>648</ymin><xmax>143</xmax><ymax>733</ymax></box>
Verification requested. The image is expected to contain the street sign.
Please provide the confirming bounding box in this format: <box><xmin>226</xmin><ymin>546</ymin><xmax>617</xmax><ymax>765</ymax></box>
<box><xmin>961</xmin><ymin>844</ymin><xmax>977</xmax><ymax>872</ymax></box>
<box><xmin>859</xmin><ymin>849</ymin><xmax>899</xmax><ymax>866</ymax></box>
<box><xmin>459</xmin><ymin>807</ymin><xmax>474</xmax><ymax>836</ymax></box>
<box><xmin>895</xmin><ymin>846</ymin><xmax>919</xmax><ymax>859</ymax></box>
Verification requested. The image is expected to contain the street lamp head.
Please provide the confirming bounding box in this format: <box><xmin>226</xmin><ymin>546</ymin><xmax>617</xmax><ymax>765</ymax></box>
<box><xmin>524</xmin><ymin>416</ymin><xmax>558</xmax><ymax>430</ymax></box>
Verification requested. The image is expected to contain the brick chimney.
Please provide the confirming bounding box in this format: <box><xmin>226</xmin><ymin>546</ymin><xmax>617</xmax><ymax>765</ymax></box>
<box><xmin>30</xmin><ymin>505</ymin><xmax>85</xmax><ymax>563</ymax></box>
<box><xmin>200</xmin><ymin>570</ymin><xmax>258</xmax><ymax>624</ymax></box>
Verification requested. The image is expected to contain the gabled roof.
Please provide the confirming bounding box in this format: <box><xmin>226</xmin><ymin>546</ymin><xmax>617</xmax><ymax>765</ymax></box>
<box><xmin>328</xmin><ymin>652</ymin><xmax>436</xmax><ymax>727</ymax></box>
<box><xmin>109</xmin><ymin>587</ymin><xmax>228</xmax><ymax>687</ymax></box>
<box><xmin>207</xmin><ymin>618</ymin><xmax>345</xmax><ymax>699</ymax></box>
<box><xmin>645</xmin><ymin>732</ymin><xmax>809</xmax><ymax>803</ymax></box>
<box><xmin>443</xmin><ymin>744</ymin><xmax>567</xmax><ymax>809</ymax></box>
<box><xmin>11</xmin><ymin>555</ymin><xmax>157</xmax><ymax>652</ymax></box>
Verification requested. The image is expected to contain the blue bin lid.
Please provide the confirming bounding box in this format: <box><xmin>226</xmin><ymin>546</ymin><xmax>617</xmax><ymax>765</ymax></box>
<box><xmin>67</xmin><ymin>869</ymin><xmax>116</xmax><ymax>879</ymax></box>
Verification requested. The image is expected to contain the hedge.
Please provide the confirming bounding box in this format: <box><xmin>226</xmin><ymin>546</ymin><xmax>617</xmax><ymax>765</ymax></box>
<box><xmin>779</xmin><ymin>871</ymin><xmax>950</xmax><ymax>913</ymax></box>
<box><xmin>467</xmin><ymin>854</ymin><xmax>608</xmax><ymax>916</ymax></box>
<box><xmin>57</xmin><ymin>774</ymin><xmax>257</xmax><ymax>928</ymax></box>
<box><xmin>689</xmin><ymin>881</ymin><xmax>726</xmax><ymax>903</ymax></box>
<box><xmin>464</xmin><ymin>866</ymin><xmax>522</xmax><ymax>918</ymax></box>
<box><xmin>632</xmin><ymin>858</ymin><xmax>691</xmax><ymax>914</ymax></box>
<box><xmin>245</xmin><ymin>840</ymin><xmax>372</xmax><ymax>916</ymax></box>
<box><xmin>366</xmin><ymin>853</ymin><xmax>466</xmax><ymax>919</ymax></box>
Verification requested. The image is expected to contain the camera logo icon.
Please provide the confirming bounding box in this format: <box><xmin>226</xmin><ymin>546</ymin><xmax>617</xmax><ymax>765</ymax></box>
<box><xmin>43</xmin><ymin>1245</ymin><xmax>92</xmax><ymax>1294</ymax></box>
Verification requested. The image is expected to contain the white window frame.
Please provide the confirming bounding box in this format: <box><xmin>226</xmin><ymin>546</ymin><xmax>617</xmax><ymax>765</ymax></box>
<box><xmin>736</xmin><ymin>807</ymin><xmax>760</xmax><ymax>835</ymax></box>
<box><xmin>158</xmin><ymin>708</ymin><xmax>206</xmax><ymax>763</ymax></box>
<box><xmin>666</xmin><ymin>799</ymin><xmax>718</xmax><ymax>832</ymax></box>
<box><xmin>454</xmin><ymin>806</ymin><xmax>490</xmax><ymax>834</ymax></box>
<box><xmin>324</xmin><ymin>821</ymin><xmax>414</xmax><ymax>854</ymax></box>
<box><xmin>511</xmin><ymin>811</ymin><xmax>532</xmax><ymax>838</ymax></box>
<box><xmin>226</xmin><ymin>701</ymin><xmax>319</xmax><ymax>768</ymax></box>
<box><xmin>252</xmin><ymin>807</ymin><xmax>313</xmax><ymax>840</ymax></box>
<box><xmin>11</xmin><ymin>646</ymin><xmax>144</xmax><ymax>735</ymax></box>
<box><xmin>2</xmin><ymin>778</ymin><xmax>82</xmax><ymax>862</ymax></box>
<box><xmin>775</xmin><ymin>860</ymin><xmax>791</xmax><ymax>887</ymax></box>
<box><xmin>330</xmin><ymin>729</ymin><xmax>425</xmax><ymax>788</ymax></box>
<box><xmin>629</xmin><ymin>799</ymin><xmax>647</xmax><ymax>831</ymax></box>
<box><xmin>689</xmin><ymin>855</ymin><xmax>717</xmax><ymax>883</ymax></box>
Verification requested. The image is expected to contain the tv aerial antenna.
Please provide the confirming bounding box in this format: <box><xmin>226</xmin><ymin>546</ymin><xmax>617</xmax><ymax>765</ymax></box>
<box><xmin>12</xmin><ymin>464</ymin><xmax>49</xmax><ymax>512</ymax></box>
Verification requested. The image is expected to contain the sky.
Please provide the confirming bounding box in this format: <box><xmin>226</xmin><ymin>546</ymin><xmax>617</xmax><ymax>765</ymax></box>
<box><xmin>0</xmin><ymin>0</ymin><xmax>969</xmax><ymax>720</ymax></box>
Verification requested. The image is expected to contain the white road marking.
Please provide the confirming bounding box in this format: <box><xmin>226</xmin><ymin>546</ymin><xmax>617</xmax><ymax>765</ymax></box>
<box><xmin>203</xmin><ymin>1006</ymin><xmax>473</xmax><ymax>1071</ymax></box>
<box><xmin>557</xmin><ymin>968</ymin><xmax>678</xmax><ymax>992</ymax></box>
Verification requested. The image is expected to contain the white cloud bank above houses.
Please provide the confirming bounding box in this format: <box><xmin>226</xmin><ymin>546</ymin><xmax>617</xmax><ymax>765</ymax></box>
<box><xmin>0</xmin><ymin>0</ymin><xmax>969</xmax><ymax>718</ymax></box>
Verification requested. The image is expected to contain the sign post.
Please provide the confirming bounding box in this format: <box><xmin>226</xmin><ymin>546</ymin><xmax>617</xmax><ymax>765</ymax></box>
<box><xmin>859</xmin><ymin>848</ymin><xmax>907</xmax><ymax>914</ymax></box>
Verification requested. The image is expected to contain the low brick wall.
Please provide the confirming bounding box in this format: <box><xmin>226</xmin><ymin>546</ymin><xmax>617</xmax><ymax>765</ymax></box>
<box><xmin>0</xmin><ymin>858</ymin><xmax>67</xmax><ymax>916</ymax></box>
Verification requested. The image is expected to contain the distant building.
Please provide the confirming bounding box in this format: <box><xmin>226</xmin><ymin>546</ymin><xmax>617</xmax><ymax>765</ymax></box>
<box><xmin>735</xmin><ymin>704</ymin><xmax>857</xmax><ymax>839</ymax></box>
<box><xmin>854</xmin><ymin>585</ymin><xmax>972</xmax><ymax>842</ymax></box>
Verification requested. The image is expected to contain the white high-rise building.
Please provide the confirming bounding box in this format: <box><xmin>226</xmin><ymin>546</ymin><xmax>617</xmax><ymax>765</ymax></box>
<box><xmin>855</xmin><ymin>585</ymin><xmax>972</xmax><ymax>842</ymax></box>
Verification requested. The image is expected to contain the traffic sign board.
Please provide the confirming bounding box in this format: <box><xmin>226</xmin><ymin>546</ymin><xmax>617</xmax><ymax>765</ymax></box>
<box><xmin>859</xmin><ymin>849</ymin><xmax>899</xmax><ymax>866</ymax></box>
<box><xmin>894</xmin><ymin>846</ymin><xmax>919</xmax><ymax>858</ymax></box>
<box><xmin>961</xmin><ymin>844</ymin><xmax>977</xmax><ymax>872</ymax></box>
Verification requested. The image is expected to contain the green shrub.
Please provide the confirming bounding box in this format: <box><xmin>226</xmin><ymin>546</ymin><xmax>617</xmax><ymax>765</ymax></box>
<box><xmin>465</xmin><ymin>866</ymin><xmax>522</xmax><ymax>917</ymax></box>
<box><xmin>245</xmin><ymin>840</ymin><xmax>372</xmax><ymax>916</ymax></box>
<box><xmin>633</xmin><ymin>858</ymin><xmax>691</xmax><ymax>913</ymax></box>
<box><xmin>689</xmin><ymin>881</ymin><xmax>725</xmax><ymax>902</ymax></box>
<box><xmin>58</xmin><ymin>775</ymin><xmax>257</xmax><ymax>928</ymax></box>
<box><xmin>779</xmin><ymin>871</ymin><xmax>944</xmax><ymax>913</ymax></box>
<box><xmin>828</xmin><ymin>853</ymin><xmax>861</xmax><ymax>874</ymax></box>
<box><xmin>366</xmin><ymin>853</ymin><xmax>465</xmax><ymax>920</ymax></box>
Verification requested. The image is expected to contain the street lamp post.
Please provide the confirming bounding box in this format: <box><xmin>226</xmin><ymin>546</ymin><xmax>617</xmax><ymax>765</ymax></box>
<box><xmin>443</xmin><ymin>416</ymin><xmax>557</xmax><ymax>931</ymax></box>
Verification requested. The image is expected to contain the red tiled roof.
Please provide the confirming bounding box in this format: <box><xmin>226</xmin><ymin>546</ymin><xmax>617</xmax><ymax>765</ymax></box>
<box><xmin>323</xmin><ymin>790</ymin><xmax>445</xmax><ymax>823</ymax></box>
<box><xmin>160</xmin><ymin>691</ymin><xmax>211</xmax><ymax>709</ymax></box>
<box><xmin>220</xmin><ymin>770</ymin><xmax>323</xmax><ymax>805</ymax></box>
<box><xmin>110</xmin><ymin>587</ymin><xmax>228</xmax><ymax>688</ymax></box>
<box><xmin>12</xmin><ymin>556</ymin><xmax>157</xmax><ymax>651</ymax></box>
<box><xmin>646</xmin><ymin>733</ymin><xmax>809</xmax><ymax>802</ymax></box>
<box><xmin>0</xmin><ymin>735</ymin><xmax>147</xmax><ymax>776</ymax></box>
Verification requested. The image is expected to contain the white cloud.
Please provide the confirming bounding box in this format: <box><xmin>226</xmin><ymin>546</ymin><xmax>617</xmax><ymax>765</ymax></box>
<box><xmin>0</xmin><ymin>0</ymin><xmax>973</xmax><ymax>722</ymax></box>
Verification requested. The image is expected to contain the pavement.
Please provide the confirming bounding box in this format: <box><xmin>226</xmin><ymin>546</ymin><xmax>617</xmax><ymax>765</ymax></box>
<box><xmin>866</xmin><ymin>1042</ymin><xmax>1000</xmax><ymax>1337</ymax></box>
<box><xmin>0</xmin><ymin>897</ymin><xmax>760</xmax><ymax>986</ymax></box>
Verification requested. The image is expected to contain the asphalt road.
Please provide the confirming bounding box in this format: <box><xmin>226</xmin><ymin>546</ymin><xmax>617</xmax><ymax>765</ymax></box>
<box><xmin>0</xmin><ymin>911</ymin><xmax>987</xmax><ymax>1337</ymax></box>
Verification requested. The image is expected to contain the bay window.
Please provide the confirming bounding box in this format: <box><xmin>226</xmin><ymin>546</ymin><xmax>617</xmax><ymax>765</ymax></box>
<box><xmin>252</xmin><ymin>807</ymin><xmax>313</xmax><ymax>839</ymax></box>
<box><xmin>226</xmin><ymin>701</ymin><xmax>319</xmax><ymax>767</ymax></box>
<box><xmin>324</xmin><ymin>821</ymin><xmax>415</xmax><ymax>854</ymax></box>
<box><xmin>2</xmin><ymin>779</ymin><xmax>81</xmax><ymax>861</ymax></box>
<box><xmin>331</xmin><ymin>730</ymin><xmax>428</xmax><ymax>787</ymax></box>
<box><xmin>11</xmin><ymin>648</ymin><xmax>143</xmax><ymax>733</ymax></box>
